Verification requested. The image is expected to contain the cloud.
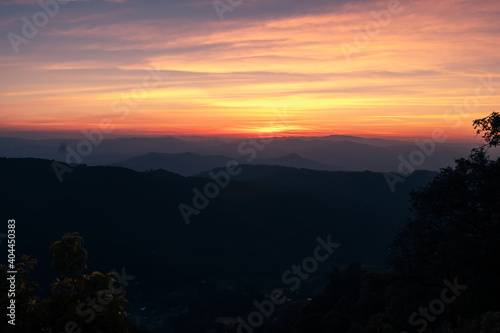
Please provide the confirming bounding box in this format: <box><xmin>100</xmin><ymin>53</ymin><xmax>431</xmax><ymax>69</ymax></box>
<box><xmin>1</xmin><ymin>0</ymin><xmax>86</xmax><ymax>5</ymax></box>
<box><xmin>0</xmin><ymin>0</ymin><xmax>498</xmax><ymax>138</ymax></box>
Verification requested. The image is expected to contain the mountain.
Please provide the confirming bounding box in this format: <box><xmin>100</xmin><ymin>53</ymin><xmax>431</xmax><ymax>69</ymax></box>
<box><xmin>0</xmin><ymin>157</ymin><xmax>437</xmax><ymax>331</ymax></box>
<box><xmin>111</xmin><ymin>152</ymin><xmax>235</xmax><ymax>176</ymax></box>
<box><xmin>0</xmin><ymin>136</ymin><xmax>228</xmax><ymax>165</ymax></box>
<box><xmin>252</xmin><ymin>153</ymin><xmax>338</xmax><ymax>171</ymax></box>
<box><xmin>233</xmin><ymin>138</ymin><xmax>472</xmax><ymax>171</ymax></box>
<box><xmin>113</xmin><ymin>152</ymin><xmax>338</xmax><ymax>176</ymax></box>
<box><xmin>311</xmin><ymin>135</ymin><xmax>408</xmax><ymax>147</ymax></box>
<box><xmin>0</xmin><ymin>136</ymin><xmax>493</xmax><ymax>172</ymax></box>
<box><xmin>1</xmin><ymin>157</ymin><xmax>435</xmax><ymax>285</ymax></box>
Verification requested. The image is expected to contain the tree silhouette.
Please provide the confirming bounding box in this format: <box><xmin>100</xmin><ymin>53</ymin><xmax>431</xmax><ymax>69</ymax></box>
<box><xmin>390</xmin><ymin>113</ymin><xmax>500</xmax><ymax>322</ymax></box>
<box><xmin>473</xmin><ymin>111</ymin><xmax>500</xmax><ymax>148</ymax></box>
<box><xmin>0</xmin><ymin>232</ymin><xmax>132</xmax><ymax>333</ymax></box>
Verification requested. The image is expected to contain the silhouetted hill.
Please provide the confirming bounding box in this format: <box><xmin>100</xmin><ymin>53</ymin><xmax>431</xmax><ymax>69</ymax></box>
<box><xmin>0</xmin><ymin>157</ymin><xmax>436</xmax><ymax>330</ymax></box>
<box><xmin>112</xmin><ymin>152</ymin><xmax>235</xmax><ymax>176</ymax></box>
<box><xmin>253</xmin><ymin>153</ymin><xmax>338</xmax><ymax>171</ymax></box>
<box><xmin>199</xmin><ymin>164</ymin><xmax>435</xmax><ymax>194</ymax></box>
<box><xmin>249</xmin><ymin>138</ymin><xmax>469</xmax><ymax>171</ymax></box>
<box><xmin>315</xmin><ymin>135</ymin><xmax>407</xmax><ymax>147</ymax></box>
<box><xmin>1</xmin><ymin>157</ymin><xmax>436</xmax><ymax>279</ymax></box>
<box><xmin>113</xmin><ymin>152</ymin><xmax>338</xmax><ymax>175</ymax></box>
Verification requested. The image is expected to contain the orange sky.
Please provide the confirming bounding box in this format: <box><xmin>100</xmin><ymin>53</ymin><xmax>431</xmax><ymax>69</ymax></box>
<box><xmin>0</xmin><ymin>0</ymin><xmax>499</xmax><ymax>139</ymax></box>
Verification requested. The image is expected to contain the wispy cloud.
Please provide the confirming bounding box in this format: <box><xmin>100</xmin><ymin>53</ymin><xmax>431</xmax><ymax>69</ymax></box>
<box><xmin>0</xmin><ymin>0</ymin><xmax>498</xmax><ymax>138</ymax></box>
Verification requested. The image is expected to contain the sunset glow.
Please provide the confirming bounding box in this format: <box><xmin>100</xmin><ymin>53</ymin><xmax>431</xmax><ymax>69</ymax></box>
<box><xmin>1</xmin><ymin>0</ymin><xmax>499</xmax><ymax>139</ymax></box>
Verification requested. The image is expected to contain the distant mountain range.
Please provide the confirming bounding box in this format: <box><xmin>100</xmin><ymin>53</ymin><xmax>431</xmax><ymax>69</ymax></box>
<box><xmin>0</xmin><ymin>135</ymin><xmax>493</xmax><ymax>172</ymax></box>
<box><xmin>112</xmin><ymin>152</ymin><xmax>337</xmax><ymax>176</ymax></box>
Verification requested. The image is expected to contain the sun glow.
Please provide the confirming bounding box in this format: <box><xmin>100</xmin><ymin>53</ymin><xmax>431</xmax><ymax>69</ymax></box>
<box><xmin>0</xmin><ymin>0</ymin><xmax>498</xmax><ymax>139</ymax></box>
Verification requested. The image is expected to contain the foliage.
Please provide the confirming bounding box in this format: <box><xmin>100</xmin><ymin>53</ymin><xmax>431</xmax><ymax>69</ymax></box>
<box><xmin>473</xmin><ymin>111</ymin><xmax>500</xmax><ymax>148</ymax></box>
<box><xmin>0</xmin><ymin>232</ymin><xmax>132</xmax><ymax>333</ymax></box>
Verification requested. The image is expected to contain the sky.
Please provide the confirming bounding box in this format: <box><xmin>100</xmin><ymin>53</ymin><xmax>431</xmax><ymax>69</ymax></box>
<box><xmin>0</xmin><ymin>0</ymin><xmax>499</xmax><ymax>139</ymax></box>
